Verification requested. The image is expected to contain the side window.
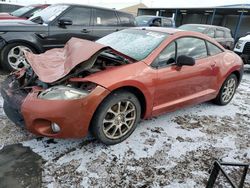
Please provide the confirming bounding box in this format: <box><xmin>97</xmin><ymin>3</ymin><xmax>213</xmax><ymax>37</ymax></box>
<box><xmin>94</xmin><ymin>9</ymin><xmax>118</xmax><ymax>26</ymax></box>
<box><xmin>117</xmin><ymin>12</ymin><xmax>135</xmax><ymax>26</ymax></box>
<box><xmin>152</xmin><ymin>18</ymin><xmax>161</xmax><ymax>26</ymax></box>
<box><xmin>176</xmin><ymin>37</ymin><xmax>208</xmax><ymax>59</ymax></box>
<box><xmin>162</xmin><ymin>18</ymin><xmax>173</xmax><ymax>27</ymax></box>
<box><xmin>156</xmin><ymin>42</ymin><xmax>176</xmax><ymax>67</ymax></box>
<box><xmin>215</xmin><ymin>29</ymin><xmax>224</xmax><ymax>38</ymax></box>
<box><xmin>61</xmin><ymin>7</ymin><xmax>91</xmax><ymax>26</ymax></box>
<box><xmin>206</xmin><ymin>28</ymin><xmax>215</xmax><ymax>38</ymax></box>
<box><xmin>207</xmin><ymin>41</ymin><xmax>223</xmax><ymax>56</ymax></box>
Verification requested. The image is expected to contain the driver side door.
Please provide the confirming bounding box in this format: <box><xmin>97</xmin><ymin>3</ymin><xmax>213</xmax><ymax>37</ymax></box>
<box><xmin>46</xmin><ymin>6</ymin><xmax>94</xmax><ymax>50</ymax></box>
<box><xmin>152</xmin><ymin>37</ymin><xmax>217</xmax><ymax>116</ymax></box>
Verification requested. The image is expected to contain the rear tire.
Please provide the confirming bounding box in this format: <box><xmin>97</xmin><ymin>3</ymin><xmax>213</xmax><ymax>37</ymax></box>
<box><xmin>90</xmin><ymin>90</ymin><xmax>141</xmax><ymax>145</ymax></box>
<box><xmin>1</xmin><ymin>43</ymin><xmax>35</xmax><ymax>72</ymax></box>
<box><xmin>213</xmin><ymin>74</ymin><xmax>238</xmax><ymax>105</ymax></box>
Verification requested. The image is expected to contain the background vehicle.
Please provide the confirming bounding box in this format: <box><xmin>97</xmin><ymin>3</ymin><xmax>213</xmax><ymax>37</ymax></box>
<box><xmin>234</xmin><ymin>33</ymin><xmax>250</xmax><ymax>64</ymax></box>
<box><xmin>0</xmin><ymin>4</ymin><xmax>135</xmax><ymax>71</ymax></box>
<box><xmin>1</xmin><ymin>28</ymin><xmax>243</xmax><ymax>145</ymax></box>
<box><xmin>0</xmin><ymin>2</ymin><xmax>22</xmax><ymax>13</ymax></box>
<box><xmin>179</xmin><ymin>24</ymin><xmax>234</xmax><ymax>50</ymax></box>
<box><xmin>0</xmin><ymin>4</ymin><xmax>49</xmax><ymax>20</ymax></box>
<box><xmin>136</xmin><ymin>15</ymin><xmax>175</xmax><ymax>27</ymax></box>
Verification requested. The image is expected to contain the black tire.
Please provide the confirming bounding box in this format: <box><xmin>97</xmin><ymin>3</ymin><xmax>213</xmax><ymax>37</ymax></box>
<box><xmin>213</xmin><ymin>74</ymin><xmax>238</xmax><ymax>105</ymax></box>
<box><xmin>90</xmin><ymin>90</ymin><xmax>141</xmax><ymax>145</ymax></box>
<box><xmin>0</xmin><ymin>43</ymin><xmax>35</xmax><ymax>72</ymax></box>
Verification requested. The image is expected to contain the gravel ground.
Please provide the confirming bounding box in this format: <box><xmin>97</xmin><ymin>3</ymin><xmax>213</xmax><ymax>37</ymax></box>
<box><xmin>0</xmin><ymin>67</ymin><xmax>249</xmax><ymax>188</ymax></box>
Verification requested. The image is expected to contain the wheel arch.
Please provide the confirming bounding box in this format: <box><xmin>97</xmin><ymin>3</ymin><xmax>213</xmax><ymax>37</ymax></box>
<box><xmin>110</xmin><ymin>86</ymin><xmax>147</xmax><ymax>118</ymax></box>
<box><xmin>5</xmin><ymin>40</ymin><xmax>42</xmax><ymax>53</ymax></box>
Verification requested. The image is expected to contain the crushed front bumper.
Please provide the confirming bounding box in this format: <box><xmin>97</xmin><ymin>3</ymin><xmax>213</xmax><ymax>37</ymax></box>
<box><xmin>1</xmin><ymin>75</ymin><xmax>27</xmax><ymax>127</ymax></box>
<box><xmin>1</xmin><ymin>75</ymin><xmax>110</xmax><ymax>138</ymax></box>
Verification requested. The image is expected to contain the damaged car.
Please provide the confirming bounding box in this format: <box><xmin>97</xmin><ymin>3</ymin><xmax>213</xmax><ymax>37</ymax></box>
<box><xmin>1</xmin><ymin>28</ymin><xmax>244</xmax><ymax>145</ymax></box>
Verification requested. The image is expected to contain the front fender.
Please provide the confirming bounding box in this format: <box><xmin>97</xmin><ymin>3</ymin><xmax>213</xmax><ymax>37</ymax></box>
<box><xmin>0</xmin><ymin>32</ymin><xmax>45</xmax><ymax>53</ymax></box>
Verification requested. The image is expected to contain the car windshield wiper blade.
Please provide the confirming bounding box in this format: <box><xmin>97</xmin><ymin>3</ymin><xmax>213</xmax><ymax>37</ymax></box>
<box><xmin>103</xmin><ymin>51</ymin><xmax>129</xmax><ymax>64</ymax></box>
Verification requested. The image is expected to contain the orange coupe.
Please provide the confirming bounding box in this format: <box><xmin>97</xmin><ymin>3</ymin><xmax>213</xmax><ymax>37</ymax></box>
<box><xmin>1</xmin><ymin>27</ymin><xmax>244</xmax><ymax>145</ymax></box>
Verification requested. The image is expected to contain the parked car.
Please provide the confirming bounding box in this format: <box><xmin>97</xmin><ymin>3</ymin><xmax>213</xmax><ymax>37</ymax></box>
<box><xmin>136</xmin><ymin>15</ymin><xmax>175</xmax><ymax>27</ymax></box>
<box><xmin>179</xmin><ymin>24</ymin><xmax>234</xmax><ymax>50</ymax></box>
<box><xmin>0</xmin><ymin>4</ymin><xmax>135</xmax><ymax>71</ymax></box>
<box><xmin>0</xmin><ymin>2</ymin><xmax>23</xmax><ymax>13</ymax></box>
<box><xmin>1</xmin><ymin>27</ymin><xmax>243</xmax><ymax>145</ymax></box>
<box><xmin>234</xmin><ymin>33</ymin><xmax>250</xmax><ymax>64</ymax></box>
<box><xmin>0</xmin><ymin>4</ymin><xmax>49</xmax><ymax>20</ymax></box>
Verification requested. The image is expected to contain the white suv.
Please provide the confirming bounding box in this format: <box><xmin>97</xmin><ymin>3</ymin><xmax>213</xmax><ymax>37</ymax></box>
<box><xmin>234</xmin><ymin>34</ymin><xmax>250</xmax><ymax>64</ymax></box>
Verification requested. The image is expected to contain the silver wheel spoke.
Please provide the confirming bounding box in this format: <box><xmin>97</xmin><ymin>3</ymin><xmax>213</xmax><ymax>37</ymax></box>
<box><xmin>111</xmin><ymin>126</ymin><xmax>119</xmax><ymax>137</ymax></box>
<box><xmin>221</xmin><ymin>78</ymin><xmax>236</xmax><ymax>103</ymax></box>
<box><xmin>7</xmin><ymin>45</ymin><xmax>31</xmax><ymax>70</ymax></box>
<box><xmin>102</xmin><ymin>100</ymin><xmax>137</xmax><ymax>139</ymax></box>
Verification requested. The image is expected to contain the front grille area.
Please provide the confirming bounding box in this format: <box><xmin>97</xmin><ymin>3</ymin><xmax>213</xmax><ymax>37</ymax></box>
<box><xmin>243</xmin><ymin>42</ymin><xmax>250</xmax><ymax>55</ymax></box>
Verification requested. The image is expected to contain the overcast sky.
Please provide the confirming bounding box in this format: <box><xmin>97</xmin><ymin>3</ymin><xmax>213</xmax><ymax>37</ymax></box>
<box><xmin>8</xmin><ymin>0</ymin><xmax>250</xmax><ymax>9</ymax></box>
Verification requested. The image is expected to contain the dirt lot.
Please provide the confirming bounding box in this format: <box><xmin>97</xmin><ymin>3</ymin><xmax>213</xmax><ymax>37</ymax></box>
<box><xmin>0</xmin><ymin>67</ymin><xmax>249</xmax><ymax>188</ymax></box>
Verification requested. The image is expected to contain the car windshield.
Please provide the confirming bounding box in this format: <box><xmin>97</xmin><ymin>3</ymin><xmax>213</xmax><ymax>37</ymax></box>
<box><xmin>179</xmin><ymin>25</ymin><xmax>208</xmax><ymax>33</ymax></box>
<box><xmin>97</xmin><ymin>29</ymin><xmax>168</xmax><ymax>61</ymax></box>
<box><xmin>11</xmin><ymin>6</ymin><xmax>34</xmax><ymax>17</ymax></box>
<box><xmin>29</xmin><ymin>4</ymin><xmax>68</xmax><ymax>24</ymax></box>
<box><xmin>135</xmin><ymin>16</ymin><xmax>153</xmax><ymax>26</ymax></box>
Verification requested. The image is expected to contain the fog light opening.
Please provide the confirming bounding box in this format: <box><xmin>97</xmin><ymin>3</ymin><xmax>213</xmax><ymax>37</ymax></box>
<box><xmin>51</xmin><ymin>123</ymin><xmax>61</xmax><ymax>133</ymax></box>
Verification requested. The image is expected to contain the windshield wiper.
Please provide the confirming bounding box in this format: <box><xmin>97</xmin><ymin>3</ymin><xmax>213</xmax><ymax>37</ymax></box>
<box><xmin>102</xmin><ymin>51</ymin><xmax>130</xmax><ymax>64</ymax></box>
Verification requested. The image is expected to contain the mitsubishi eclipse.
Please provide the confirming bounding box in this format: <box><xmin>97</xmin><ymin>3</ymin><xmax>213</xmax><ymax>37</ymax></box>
<box><xmin>1</xmin><ymin>27</ymin><xmax>243</xmax><ymax>145</ymax></box>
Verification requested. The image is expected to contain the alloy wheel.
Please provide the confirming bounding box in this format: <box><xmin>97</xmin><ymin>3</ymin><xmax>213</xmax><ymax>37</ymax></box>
<box><xmin>221</xmin><ymin>77</ymin><xmax>236</xmax><ymax>103</ymax></box>
<box><xmin>7</xmin><ymin>45</ymin><xmax>31</xmax><ymax>70</ymax></box>
<box><xmin>102</xmin><ymin>101</ymin><xmax>137</xmax><ymax>139</ymax></box>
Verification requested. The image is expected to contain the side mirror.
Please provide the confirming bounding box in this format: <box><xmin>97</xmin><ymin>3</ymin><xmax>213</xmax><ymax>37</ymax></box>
<box><xmin>58</xmin><ymin>18</ymin><xmax>72</xmax><ymax>26</ymax></box>
<box><xmin>176</xmin><ymin>55</ymin><xmax>195</xmax><ymax>66</ymax></box>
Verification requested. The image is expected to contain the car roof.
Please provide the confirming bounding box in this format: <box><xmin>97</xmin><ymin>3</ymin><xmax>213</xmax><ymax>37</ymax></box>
<box><xmin>133</xmin><ymin>27</ymin><xmax>182</xmax><ymax>34</ymax></box>
<box><xmin>53</xmin><ymin>3</ymin><xmax>131</xmax><ymax>14</ymax></box>
<box><xmin>136</xmin><ymin>15</ymin><xmax>173</xmax><ymax>19</ymax></box>
<box><xmin>181</xmin><ymin>24</ymin><xmax>231</xmax><ymax>31</ymax></box>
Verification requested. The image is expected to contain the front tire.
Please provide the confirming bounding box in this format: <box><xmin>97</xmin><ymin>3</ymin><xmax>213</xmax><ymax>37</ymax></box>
<box><xmin>213</xmin><ymin>74</ymin><xmax>238</xmax><ymax>105</ymax></box>
<box><xmin>1</xmin><ymin>43</ymin><xmax>34</xmax><ymax>71</ymax></box>
<box><xmin>90</xmin><ymin>90</ymin><xmax>141</xmax><ymax>145</ymax></box>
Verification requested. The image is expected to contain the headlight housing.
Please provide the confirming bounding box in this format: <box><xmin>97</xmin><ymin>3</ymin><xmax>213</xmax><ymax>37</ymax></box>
<box><xmin>235</xmin><ymin>40</ymin><xmax>243</xmax><ymax>49</ymax></box>
<box><xmin>38</xmin><ymin>86</ymin><xmax>89</xmax><ymax>100</ymax></box>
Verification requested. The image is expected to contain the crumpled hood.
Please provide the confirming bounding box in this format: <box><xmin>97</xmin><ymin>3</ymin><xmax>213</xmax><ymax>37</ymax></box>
<box><xmin>25</xmin><ymin>38</ymin><xmax>110</xmax><ymax>83</ymax></box>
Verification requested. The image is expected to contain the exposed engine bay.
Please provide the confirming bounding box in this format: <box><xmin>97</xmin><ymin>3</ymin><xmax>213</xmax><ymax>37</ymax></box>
<box><xmin>15</xmin><ymin>49</ymin><xmax>132</xmax><ymax>92</ymax></box>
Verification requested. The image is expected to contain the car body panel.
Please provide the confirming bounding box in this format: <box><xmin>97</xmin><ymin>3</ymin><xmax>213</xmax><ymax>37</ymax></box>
<box><xmin>0</xmin><ymin>12</ymin><xmax>25</xmax><ymax>20</ymax></box>
<box><xmin>25</xmin><ymin>38</ymin><xmax>109</xmax><ymax>83</ymax></box>
<box><xmin>21</xmin><ymin>86</ymin><xmax>110</xmax><ymax>138</ymax></box>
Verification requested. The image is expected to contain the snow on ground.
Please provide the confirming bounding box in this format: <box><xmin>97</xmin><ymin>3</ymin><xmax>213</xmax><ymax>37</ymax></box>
<box><xmin>0</xmin><ymin>67</ymin><xmax>250</xmax><ymax>187</ymax></box>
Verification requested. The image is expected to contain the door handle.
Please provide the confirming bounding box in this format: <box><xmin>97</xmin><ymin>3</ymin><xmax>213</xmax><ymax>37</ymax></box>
<box><xmin>81</xmin><ymin>29</ymin><xmax>90</xmax><ymax>33</ymax></box>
